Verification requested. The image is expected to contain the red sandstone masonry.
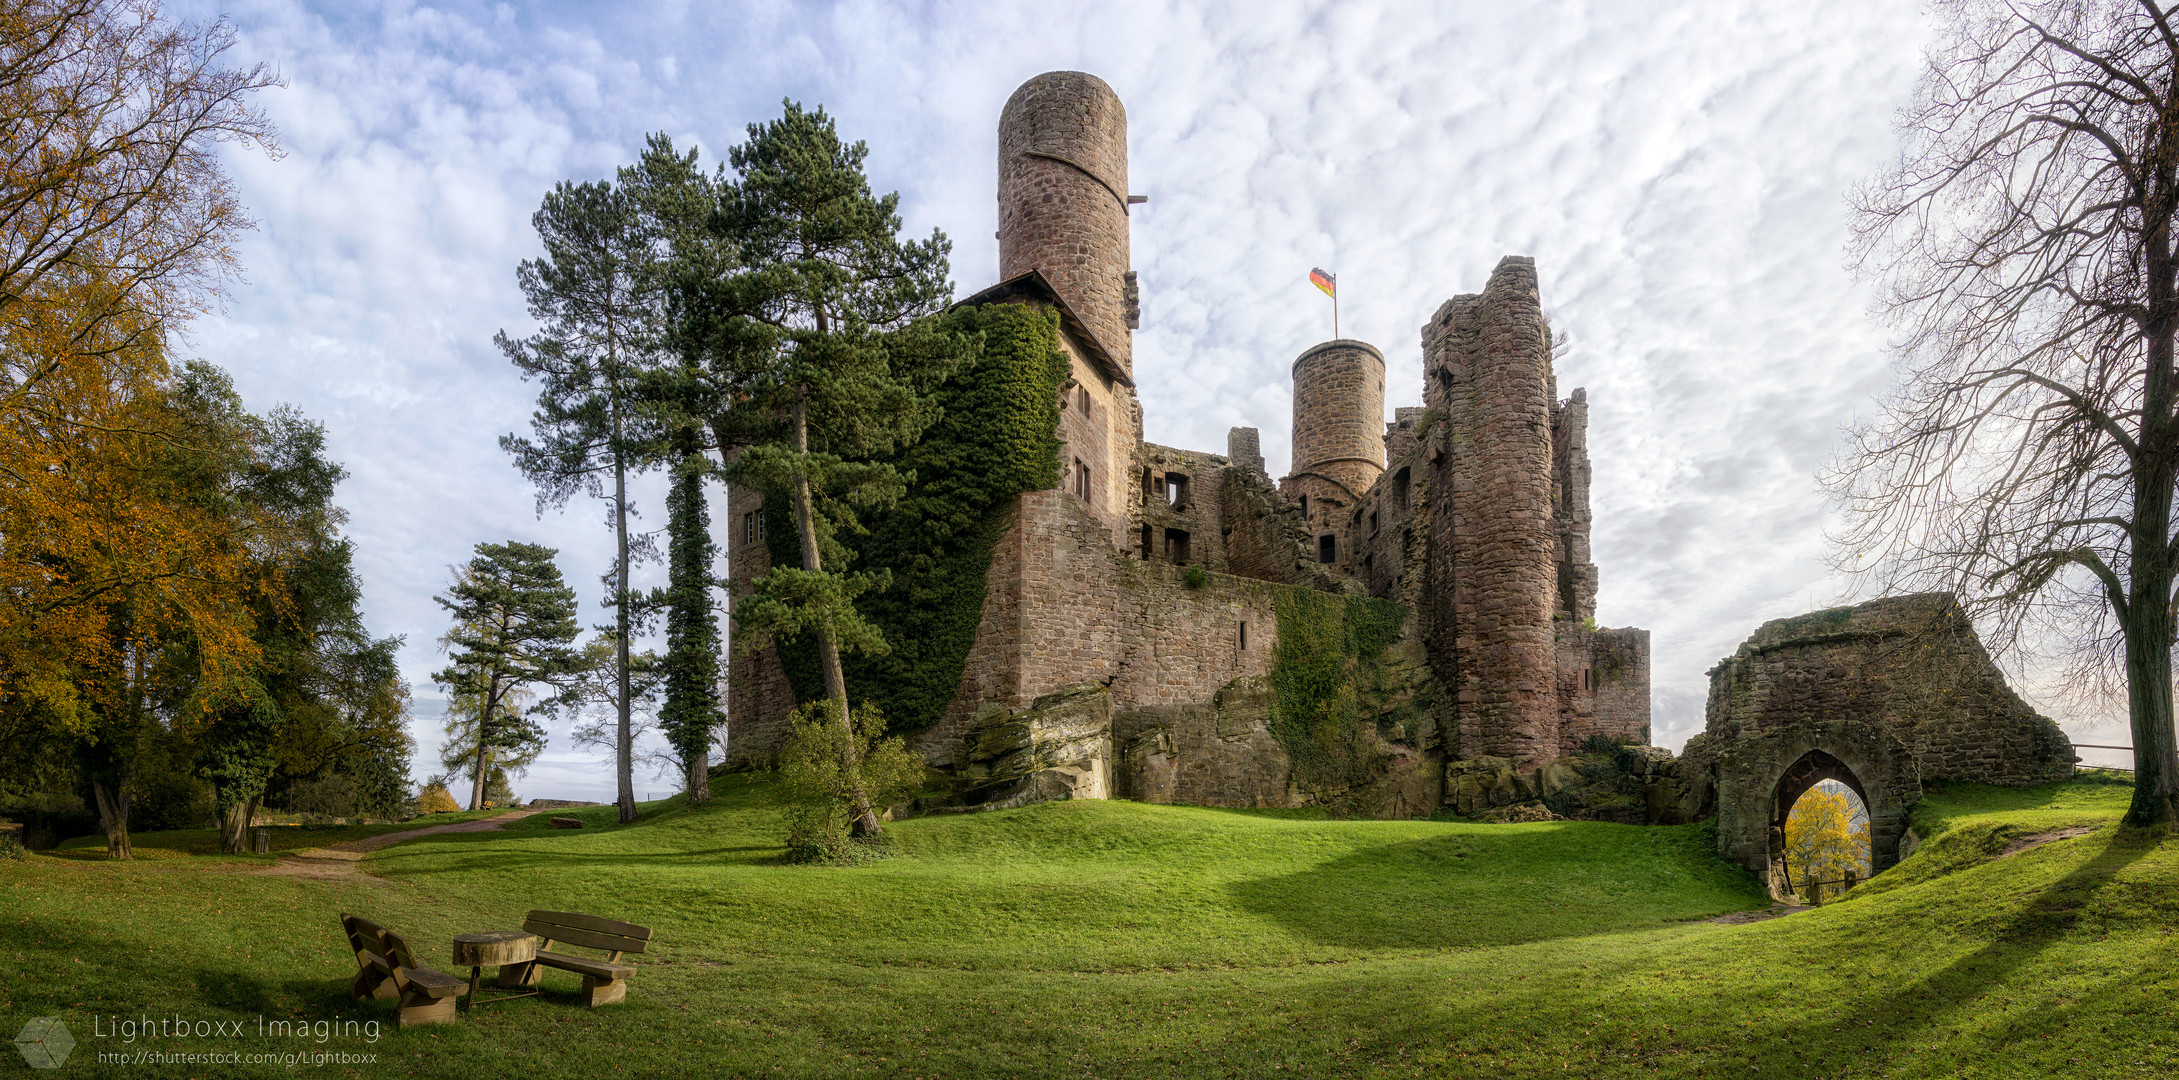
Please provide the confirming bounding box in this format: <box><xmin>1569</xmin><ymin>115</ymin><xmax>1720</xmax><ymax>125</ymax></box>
<box><xmin>723</xmin><ymin>482</ymin><xmax>798</xmax><ymax>765</ymax></box>
<box><xmin>999</xmin><ymin>72</ymin><xmax>1133</xmax><ymax>378</ymax></box>
<box><xmin>1424</xmin><ymin>257</ymin><xmax>1561</xmax><ymax>766</ymax></box>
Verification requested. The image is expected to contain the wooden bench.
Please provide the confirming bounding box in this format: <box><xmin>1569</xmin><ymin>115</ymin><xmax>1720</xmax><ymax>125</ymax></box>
<box><xmin>506</xmin><ymin>910</ymin><xmax>653</xmax><ymax>1007</ymax></box>
<box><xmin>340</xmin><ymin>914</ymin><xmax>399</xmax><ymax>1002</ymax></box>
<box><xmin>338</xmin><ymin>914</ymin><xmax>466</xmax><ymax>1026</ymax></box>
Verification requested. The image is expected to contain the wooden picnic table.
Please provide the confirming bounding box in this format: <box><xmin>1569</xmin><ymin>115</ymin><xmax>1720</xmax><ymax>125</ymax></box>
<box><xmin>451</xmin><ymin>930</ymin><xmax>537</xmax><ymax>1010</ymax></box>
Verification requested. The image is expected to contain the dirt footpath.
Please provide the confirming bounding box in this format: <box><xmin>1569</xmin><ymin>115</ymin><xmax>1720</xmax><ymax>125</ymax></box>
<box><xmin>250</xmin><ymin>810</ymin><xmax>538</xmax><ymax>882</ymax></box>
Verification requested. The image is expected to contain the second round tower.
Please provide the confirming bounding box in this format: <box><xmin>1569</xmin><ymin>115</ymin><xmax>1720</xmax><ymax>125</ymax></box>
<box><xmin>1289</xmin><ymin>339</ymin><xmax>1387</xmax><ymax>494</ymax></box>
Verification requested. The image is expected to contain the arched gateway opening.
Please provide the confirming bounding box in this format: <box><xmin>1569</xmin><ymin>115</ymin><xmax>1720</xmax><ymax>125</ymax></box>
<box><xmin>1770</xmin><ymin>751</ymin><xmax>1874</xmax><ymax>901</ymax></box>
<box><xmin>1759</xmin><ymin>744</ymin><xmax>1910</xmax><ymax>900</ymax></box>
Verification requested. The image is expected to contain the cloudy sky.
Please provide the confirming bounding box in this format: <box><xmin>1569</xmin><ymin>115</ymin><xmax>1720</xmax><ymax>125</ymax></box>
<box><xmin>159</xmin><ymin>0</ymin><xmax>2133</xmax><ymax>802</ymax></box>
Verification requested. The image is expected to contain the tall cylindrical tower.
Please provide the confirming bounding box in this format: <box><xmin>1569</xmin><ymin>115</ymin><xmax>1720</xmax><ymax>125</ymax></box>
<box><xmin>998</xmin><ymin>71</ymin><xmax>1133</xmax><ymax>376</ymax></box>
<box><xmin>1289</xmin><ymin>340</ymin><xmax>1386</xmax><ymax>494</ymax></box>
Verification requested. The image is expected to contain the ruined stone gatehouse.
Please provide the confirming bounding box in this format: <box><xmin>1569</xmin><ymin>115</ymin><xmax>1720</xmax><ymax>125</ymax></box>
<box><xmin>723</xmin><ymin>70</ymin><xmax>1657</xmax><ymax>815</ymax></box>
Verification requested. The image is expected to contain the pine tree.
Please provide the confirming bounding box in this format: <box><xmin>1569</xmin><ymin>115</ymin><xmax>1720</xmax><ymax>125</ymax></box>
<box><xmin>686</xmin><ymin>102</ymin><xmax>969</xmax><ymax>836</ymax></box>
<box><xmin>499</xmin><ymin>181</ymin><xmax>656</xmax><ymax>824</ymax></box>
<box><xmin>432</xmin><ymin>543</ymin><xmax>581</xmax><ymax>813</ymax></box>
<box><xmin>621</xmin><ymin>135</ymin><xmax>727</xmax><ymax>805</ymax></box>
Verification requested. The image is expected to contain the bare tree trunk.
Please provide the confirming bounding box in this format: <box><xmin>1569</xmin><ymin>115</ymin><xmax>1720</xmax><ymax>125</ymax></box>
<box><xmin>2128</xmin><ymin>207</ymin><xmax>2179</xmax><ymax>826</ymax></box>
<box><xmin>90</xmin><ymin>778</ymin><xmax>130</xmax><ymax>860</ymax></box>
<box><xmin>217</xmin><ymin>795</ymin><xmax>258</xmax><ymax>855</ymax></box>
<box><xmin>791</xmin><ymin>386</ymin><xmax>880</xmax><ymax>836</ymax></box>
<box><xmin>614</xmin><ymin>410</ymin><xmax>637</xmax><ymax>824</ymax></box>
<box><xmin>471</xmin><ymin>672</ymin><xmax>498</xmax><ymax>811</ymax></box>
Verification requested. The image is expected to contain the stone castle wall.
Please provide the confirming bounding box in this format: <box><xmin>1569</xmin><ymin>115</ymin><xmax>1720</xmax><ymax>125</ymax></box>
<box><xmin>998</xmin><ymin>71</ymin><xmax>1133</xmax><ymax>377</ymax></box>
<box><xmin>1550</xmin><ymin>387</ymin><xmax>1598</xmax><ymax>622</ymax></box>
<box><xmin>1056</xmin><ymin>326</ymin><xmax>1140</xmax><ymax>548</ymax></box>
<box><xmin>722</xmin><ymin>482</ymin><xmax>797</xmax><ymax>766</ymax></box>
<box><xmin>1691</xmin><ymin>593</ymin><xmax>2076</xmax><ymax>879</ymax></box>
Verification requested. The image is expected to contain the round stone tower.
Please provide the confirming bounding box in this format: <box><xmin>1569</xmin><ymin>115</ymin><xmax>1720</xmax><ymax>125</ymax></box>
<box><xmin>1283</xmin><ymin>339</ymin><xmax>1385</xmax><ymax>569</ymax></box>
<box><xmin>1289</xmin><ymin>340</ymin><xmax>1386</xmax><ymax>493</ymax></box>
<box><xmin>998</xmin><ymin>71</ymin><xmax>1133</xmax><ymax>376</ymax></box>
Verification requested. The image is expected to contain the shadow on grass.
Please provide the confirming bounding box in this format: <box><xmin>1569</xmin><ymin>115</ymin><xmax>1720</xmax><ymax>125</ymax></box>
<box><xmin>1226</xmin><ymin>825</ymin><xmax>1765</xmax><ymax>951</ymax></box>
<box><xmin>1779</xmin><ymin>827</ymin><xmax>2161</xmax><ymax>1074</ymax></box>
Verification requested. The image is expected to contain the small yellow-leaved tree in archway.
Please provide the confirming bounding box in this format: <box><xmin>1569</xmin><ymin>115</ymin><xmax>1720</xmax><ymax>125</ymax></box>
<box><xmin>1784</xmin><ymin>787</ymin><xmax>1870</xmax><ymax>902</ymax></box>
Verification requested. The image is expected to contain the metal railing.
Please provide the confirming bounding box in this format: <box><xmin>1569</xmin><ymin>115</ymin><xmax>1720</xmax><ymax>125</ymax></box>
<box><xmin>2071</xmin><ymin>741</ymin><xmax>2136</xmax><ymax>773</ymax></box>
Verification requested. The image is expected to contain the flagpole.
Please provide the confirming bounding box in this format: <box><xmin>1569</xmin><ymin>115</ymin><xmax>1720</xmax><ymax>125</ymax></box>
<box><xmin>1333</xmin><ymin>271</ymin><xmax>1339</xmax><ymax>340</ymax></box>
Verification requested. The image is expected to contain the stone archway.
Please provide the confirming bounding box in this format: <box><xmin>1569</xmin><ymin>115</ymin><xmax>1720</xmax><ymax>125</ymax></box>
<box><xmin>1767</xmin><ymin>749</ymin><xmax>1880</xmax><ymax>899</ymax></box>
<box><xmin>1706</xmin><ymin>719</ymin><xmax>1918</xmax><ymax>895</ymax></box>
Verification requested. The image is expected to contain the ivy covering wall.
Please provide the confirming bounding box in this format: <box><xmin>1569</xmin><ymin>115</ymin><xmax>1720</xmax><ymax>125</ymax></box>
<box><xmin>1269</xmin><ymin>590</ymin><xmax>1408</xmax><ymax>787</ymax></box>
<box><xmin>765</xmin><ymin>302</ymin><xmax>1070</xmax><ymax>734</ymax></box>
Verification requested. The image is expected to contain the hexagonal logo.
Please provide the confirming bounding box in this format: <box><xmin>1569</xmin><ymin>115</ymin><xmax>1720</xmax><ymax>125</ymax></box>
<box><xmin>14</xmin><ymin>1017</ymin><xmax>73</xmax><ymax>1069</ymax></box>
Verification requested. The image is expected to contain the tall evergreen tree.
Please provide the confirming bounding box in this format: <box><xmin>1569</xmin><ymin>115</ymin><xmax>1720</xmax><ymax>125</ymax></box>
<box><xmin>621</xmin><ymin>136</ymin><xmax>728</xmax><ymax>804</ymax></box>
<box><xmin>432</xmin><ymin>543</ymin><xmax>580</xmax><ymax>812</ymax></box>
<box><xmin>499</xmin><ymin>182</ymin><xmax>657</xmax><ymax>824</ymax></box>
<box><xmin>687</xmin><ymin>102</ymin><xmax>969</xmax><ymax>835</ymax></box>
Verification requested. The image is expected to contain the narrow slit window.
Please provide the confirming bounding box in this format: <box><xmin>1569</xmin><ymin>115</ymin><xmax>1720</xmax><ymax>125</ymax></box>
<box><xmin>1299</xmin><ymin>494</ymin><xmax>1310</xmax><ymax>519</ymax></box>
<box><xmin>1140</xmin><ymin>523</ymin><xmax>1153</xmax><ymax>560</ymax></box>
<box><xmin>1238</xmin><ymin>620</ymin><xmax>1248</xmax><ymax>652</ymax></box>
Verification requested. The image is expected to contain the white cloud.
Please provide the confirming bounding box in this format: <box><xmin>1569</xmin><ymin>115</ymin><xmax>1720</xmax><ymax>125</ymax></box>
<box><xmin>157</xmin><ymin>0</ymin><xmax>2125</xmax><ymax>799</ymax></box>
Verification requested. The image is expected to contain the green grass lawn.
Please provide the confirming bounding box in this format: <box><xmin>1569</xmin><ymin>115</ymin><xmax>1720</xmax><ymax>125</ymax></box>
<box><xmin>1</xmin><ymin>775</ymin><xmax>2174</xmax><ymax>1077</ymax></box>
<box><xmin>46</xmin><ymin>809</ymin><xmax>511</xmax><ymax>861</ymax></box>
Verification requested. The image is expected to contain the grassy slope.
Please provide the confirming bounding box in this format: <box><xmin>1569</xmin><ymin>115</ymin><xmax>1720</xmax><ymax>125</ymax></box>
<box><xmin>47</xmin><ymin>809</ymin><xmax>510</xmax><ymax>860</ymax></box>
<box><xmin>0</xmin><ymin>776</ymin><xmax>2173</xmax><ymax>1078</ymax></box>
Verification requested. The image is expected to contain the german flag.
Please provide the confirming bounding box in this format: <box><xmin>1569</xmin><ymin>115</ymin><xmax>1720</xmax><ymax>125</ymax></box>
<box><xmin>1309</xmin><ymin>267</ymin><xmax>1336</xmax><ymax>297</ymax></box>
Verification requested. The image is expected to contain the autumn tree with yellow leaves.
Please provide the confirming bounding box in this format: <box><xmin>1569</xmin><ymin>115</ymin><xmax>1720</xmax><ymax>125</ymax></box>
<box><xmin>0</xmin><ymin>0</ymin><xmax>277</xmax><ymax>722</ymax></box>
<box><xmin>0</xmin><ymin>2</ymin><xmax>411</xmax><ymax>856</ymax></box>
<box><xmin>1783</xmin><ymin>784</ymin><xmax>1872</xmax><ymax>903</ymax></box>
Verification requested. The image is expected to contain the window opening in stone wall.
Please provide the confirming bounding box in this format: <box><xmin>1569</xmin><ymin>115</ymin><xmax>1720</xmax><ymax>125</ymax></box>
<box><xmin>1164</xmin><ymin>528</ymin><xmax>1190</xmax><ymax>564</ymax></box>
<box><xmin>740</xmin><ymin>511</ymin><xmax>763</xmax><ymax>545</ymax></box>
<box><xmin>1364</xmin><ymin>553</ymin><xmax>1374</xmax><ymax>577</ymax></box>
<box><xmin>1141</xmin><ymin>466</ymin><xmax>1153</xmax><ymax>501</ymax></box>
<box><xmin>1078</xmin><ymin>385</ymin><xmax>1092</xmax><ymax>414</ymax></box>
<box><xmin>1072</xmin><ymin>458</ymin><xmax>1091</xmax><ymax>500</ymax></box>
<box><xmin>1140</xmin><ymin>523</ymin><xmax>1153</xmax><ymax>560</ymax></box>
<box><xmin>1299</xmin><ymin>494</ymin><xmax>1310</xmax><ymax>519</ymax></box>
<box><xmin>1394</xmin><ymin>467</ymin><xmax>1410</xmax><ymax>508</ymax></box>
<box><xmin>1319</xmin><ymin>534</ymin><xmax>1336</xmax><ymax>564</ymax></box>
<box><xmin>1369</xmin><ymin>510</ymin><xmax>1378</xmax><ymax>533</ymax></box>
<box><xmin>1238</xmin><ymin>620</ymin><xmax>1248</xmax><ymax>652</ymax></box>
<box><xmin>1781</xmin><ymin>779</ymin><xmax>1872</xmax><ymax>903</ymax></box>
<box><xmin>1166</xmin><ymin>472</ymin><xmax>1188</xmax><ymax>507</ymax></box>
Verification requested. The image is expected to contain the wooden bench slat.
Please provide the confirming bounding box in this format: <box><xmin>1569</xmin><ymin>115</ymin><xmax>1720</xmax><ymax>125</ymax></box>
<box><xmin>526</xmin><ymin>910</ymin><xmax>654</xmax><ymax>942</ymax></box>
<box><xmin>532</xmin><ymin>950</ymin><xmax>636</xmax><ymax>980</ymax></box>
<box><xmin>522</xmin><ymin>920</ymin><xmax>649</xmax><ymax>955</ymax></box>
<box><xmin>398</xmin><ymin>966</ymin><xmax>466</xmax><ymax>998</ymax></box>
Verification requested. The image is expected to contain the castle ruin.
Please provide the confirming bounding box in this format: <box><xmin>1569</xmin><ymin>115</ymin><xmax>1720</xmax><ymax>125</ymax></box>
<box><xmin>726</xmin><ymin>70</ymin><xmax>1650</xmax><ymax>813</ymax></box>
<box><xmin>726</xmin><ymin>71</ymin><xmax>2073</xmax><ymax>836</ymax></box>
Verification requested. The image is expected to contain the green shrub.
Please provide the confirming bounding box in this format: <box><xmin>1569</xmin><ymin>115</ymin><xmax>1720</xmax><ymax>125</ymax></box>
<box><xmin>1184</xmin><ymin>566</ymin><xmax>1208</xmax><ymax>589</ymax></box>
<box><xmin>776</xmin><ymin>701</ymin><xmax>927</xmax><ymax>864</ymax></box>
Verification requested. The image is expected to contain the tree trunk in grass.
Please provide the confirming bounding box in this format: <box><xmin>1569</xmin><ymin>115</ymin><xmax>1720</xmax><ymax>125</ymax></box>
<box><xmin>90</xmin><ymin>779</ymin><xmax>130</xmax><ymax>860</ymax></box>
<box><xmin>791</xmin><ymin>388</ymin><xmax>880</xmax><ymax>836</ymax></box>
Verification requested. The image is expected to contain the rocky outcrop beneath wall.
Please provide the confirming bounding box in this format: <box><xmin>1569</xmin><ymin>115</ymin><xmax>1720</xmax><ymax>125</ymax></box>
<box><xmin>944</xmin><ymin>684</ymin><xmax>1115</xmax><ymax>813</ymax></box>
<box><xmin>1442</xmin><ymin>743</ymin><xmax>1709</xmax><ymax>825</ymax></box>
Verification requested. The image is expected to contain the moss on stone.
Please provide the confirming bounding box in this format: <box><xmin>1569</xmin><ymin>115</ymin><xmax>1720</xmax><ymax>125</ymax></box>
<box><xmin>1268</xmin><ymin>590</ymin><xmax>1409</xmax><ymax>788</ymax></box>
